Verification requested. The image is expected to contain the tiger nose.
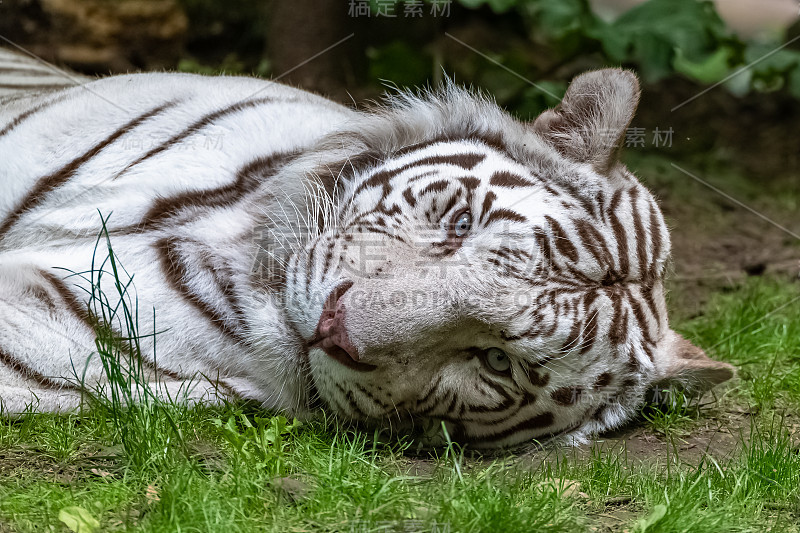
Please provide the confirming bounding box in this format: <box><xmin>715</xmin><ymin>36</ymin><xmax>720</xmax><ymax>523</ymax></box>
<box><xmin>317</xmin><ymin>281</ymin><xmax>357</xmax><ymax>354</ymax></box>
<box><xmin>317</xmin><ymin>305</ymin><xmax>360</xmax><ymax>361</ymax></box>
<box><xmin>311</xmin><ymin>281</ymin><xmax>376</xmax><ymax>371</ymax></box>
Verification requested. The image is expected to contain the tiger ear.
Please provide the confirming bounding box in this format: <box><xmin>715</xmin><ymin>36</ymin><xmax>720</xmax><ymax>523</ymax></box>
<box><xmin>651</xmin><ymin>331</ymin><xmax>736</xmax><ymax>396</ymax></box>
<box><xmin>532</xmin><ymin>68</ymin><xmax>640</xmax><ymax>173</ymax></box>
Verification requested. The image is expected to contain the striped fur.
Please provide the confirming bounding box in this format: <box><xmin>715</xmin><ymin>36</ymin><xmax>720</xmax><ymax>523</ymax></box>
<box><xmin>0</xmin><ymin>50</ymin><xmax>734</xmax><ymax>448</ymax></box>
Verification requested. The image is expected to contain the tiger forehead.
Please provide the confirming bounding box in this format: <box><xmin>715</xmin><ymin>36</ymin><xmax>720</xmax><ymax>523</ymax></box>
<box><xmin>343</xmin><ymin>137</ymin><xmax>669</xmax><ymax>284</ymax></box>
<box><xmin>364</xmin><ymin>139</ymin><xmax>533</xmax><ymax>187</ymax></box>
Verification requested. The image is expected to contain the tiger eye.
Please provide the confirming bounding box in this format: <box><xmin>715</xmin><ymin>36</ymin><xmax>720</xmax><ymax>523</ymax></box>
<box><xmin>454</xmin><ymin>211</ymin><xmax>472</xmax><ymax>237</ymax></box>
<box><xmin>486</xmin><ymin>347</ymin><xmax>511</xmax><ymax>373</ymax></box>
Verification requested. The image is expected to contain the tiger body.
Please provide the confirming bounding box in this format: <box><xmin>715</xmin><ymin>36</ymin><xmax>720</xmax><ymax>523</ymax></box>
<box><xmin>0</xmin><ymin>49</ymin><xmax>733</xmax><ymax>448</ymax></box>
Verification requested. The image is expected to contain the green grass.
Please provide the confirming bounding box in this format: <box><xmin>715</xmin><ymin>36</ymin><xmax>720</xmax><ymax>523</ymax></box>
<box><xmin>1</xmin><ymin>224</ymin><xmax>799</xmax><ymax>531</ymax></box>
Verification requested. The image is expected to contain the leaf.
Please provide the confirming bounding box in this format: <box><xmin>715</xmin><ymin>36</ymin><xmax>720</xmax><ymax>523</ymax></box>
<box><xmin>457</xmin><ymin>0</ymin><xmax>518</xmax><ymax>12</ymax></box>
<box><xmin>674</xmin><ymin>46</ymin><xmax>733</xmax><ymax>84</ymax></box>
<box><xmin>58</xmin><ymin>506</ymin><xmax>100</xmax><ymax>533</ymax></box>
<box><xmin>722</xmin><ymin>67</ymin><xmax>752</xmax><ymax>97</ymax></box>
<box><xmin>534</xmin><ymin>0</ymin><xmax>588</xmax><ymax>39</ymax></box>
<box><xmin>635</xmin><ymin>503</ymin><xmax>667</xmax><ymax>533</ymax></box>
<box><xmin>536</xmin><ymin>478</ymin><xmax>588</xmax><ymax>498</ymax></box>
<box><xmin>633</xmin><ymin>37</ymin><xmax>675</xmax><ymax>82</ymax></box>
<box><xmin>587</xmin><ymin>20</ymin><xmax>629</xmax><ymax>62</ymax></box>
<box><xmin>587</xmin><ymin>0</ymin><xmax>733</xmax><ymax>81</ymax></box>
<box><xmin>89</xmin><ymin>468</ymin><xmax>114</xmax><ymax>479</ymax></box>
<box><xmin>745</xmin><ymin>45</ymin><xmax>800</xmax><ymax>73</ymax></box>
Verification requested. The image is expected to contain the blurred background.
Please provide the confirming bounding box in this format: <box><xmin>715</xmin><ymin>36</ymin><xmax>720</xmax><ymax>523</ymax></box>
<box><xmin>1</xmin><ymin>0</ymin><xmax>799</xmax><ymax>316</ymax></box>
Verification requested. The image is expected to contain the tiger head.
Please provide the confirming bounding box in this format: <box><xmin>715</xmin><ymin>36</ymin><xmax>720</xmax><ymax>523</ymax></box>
<box><xmin>286</xmin><ymin>69</ymin><xmax>734</xmax><ymax>449</ymax></box>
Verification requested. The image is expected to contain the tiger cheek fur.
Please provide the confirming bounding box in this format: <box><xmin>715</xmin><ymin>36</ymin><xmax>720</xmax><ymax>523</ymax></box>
<box><xmin>0</xmin><ymin>49</ymin><xmax>734</xmax><ymax>450</ymax></box>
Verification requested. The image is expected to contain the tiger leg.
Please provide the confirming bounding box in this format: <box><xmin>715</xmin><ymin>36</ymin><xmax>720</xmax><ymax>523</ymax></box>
<box><xmin>0</xmin><ymin>262</ymin><xmax>230</xmax><ymax>415</ymax></box>
<box><xmin>0</xmin><ymin>262</ymin><xmax>93</xmax><ymax>414</ymax></box>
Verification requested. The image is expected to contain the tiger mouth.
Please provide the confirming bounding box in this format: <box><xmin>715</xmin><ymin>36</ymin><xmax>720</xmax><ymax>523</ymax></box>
<box><xmin>308</xmin><ymin>281</ymin><xmax>377</xmax><ymax>373</ymax></box>
<box><xmin>311</xmin><ymin>341</ymin><xmax>377</xmax><ymax>372</ymax></box>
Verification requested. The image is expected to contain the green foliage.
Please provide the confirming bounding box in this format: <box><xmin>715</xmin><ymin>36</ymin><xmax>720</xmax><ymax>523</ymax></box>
<box><xmin>58</xmin><ymin>213</ymin><xmax>190</xmax><ymax>471</ymax></box>
<box><xmin>634</xmin><ymin>504</ymin><xmax>667</xmax><ymax>533</ymax></box>
<box><xmin>58</xmin><ymin>506</ymin><xmax>100</xmax><ymax>533</ymax></box>
<box><xmin>678</xmin><ymin>277</ymin><xmax>800</xmax><ymax>409</ymax></box>
<box><xmin>367</xmin><ymin>41</ymin><xmax>433</xmax><ymax>87</ymax></box>
<box><xmin>457</xmin><ymin>0</ymin><xmax>519</xmax><ymax>13</ymax></box>
<box><xmin>213</xmin><ymin>413</ymin><xmax>300</xmax><ymax>475</ymax></box>
<box><xmin>640</xmin><ymin>388</ymin><xmax>698</xmax><ymax>437</ymax></box>
<box><xmin>519</xmin><ymin>0</ymin><xmax>800</xmax><ymax>92</ymax></box>
<box><xmin>1</xmin><ymin>165</ymin><xmax>799</xmax><ymax>530</ymax></box>
<box><xmin>586</xmin><ymin>0</ymin><xmax>730</xmax><ymax>81</ymax></box>
<box><xmin>366</xmin><ymin>0</ymin><xmax>800</xmax><ymax>102</ymax></box>
<box><xmin>1</xmin><ymin>270</ymin><xmax>800</xmax><ymax>530</ymax></box>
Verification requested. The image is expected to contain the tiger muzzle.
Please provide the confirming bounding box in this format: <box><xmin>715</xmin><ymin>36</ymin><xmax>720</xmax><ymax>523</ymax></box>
<box><xmin>309</xmin><ymin>281</ymin><xmax>377</xmax><ymax>372</ymax></box>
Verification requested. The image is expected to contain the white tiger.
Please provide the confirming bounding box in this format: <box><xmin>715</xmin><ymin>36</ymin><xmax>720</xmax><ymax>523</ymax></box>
<box><xmin>0</xmin><ymin>48</ymin><xmax>734</xmax><ymax>448</ymax></box>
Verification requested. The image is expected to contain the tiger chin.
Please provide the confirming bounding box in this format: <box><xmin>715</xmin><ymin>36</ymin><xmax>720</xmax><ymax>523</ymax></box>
<box><xmin>0</xmin><ymin>47</ymin><xmax>734</xmax><ymax>450</ymax></box>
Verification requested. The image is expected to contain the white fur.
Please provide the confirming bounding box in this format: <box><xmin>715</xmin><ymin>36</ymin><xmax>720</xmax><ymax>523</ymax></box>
<box><xmin>0</xmin><ymin>53</ymin><xmax>733</xmax><ymax>448</ymax></box>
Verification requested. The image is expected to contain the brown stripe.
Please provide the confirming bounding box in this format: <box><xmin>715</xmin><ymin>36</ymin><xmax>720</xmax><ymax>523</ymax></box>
<box><xmin>608</xmin><ymin>190</ymin><xmax>630</xmax><ymax>276</ymax></box>
<box><xmin>393</xmin><ymin>137</ymin><xmax>452</xmax><ymax>156</ymax></box>
<box><xmin>534</xmin><ymin>227</ymin><xmax>553</xmax><ymax>267</ymax></box>
<box><xmin>336</xmin><ymin>383</ymin><xmax>368</xmax><ymax>419</ymax></box>
<box><xmin>457</xmin><ymin>176</ymin><xmax>481</xmax><ymax>191</ymax></box>
<box><xmin>468</xmin><ymin>411</ymin><xmax>555</xmax><ymax>443</ymax></box>
<box><xmin>0</xmin><ymin>345</ymin><xmax>72</xmax><ymax>390</ymax></box>
<box><xmin>40</xmin><ymin>269</ymin><xmax>186</xmax><ymax>382</ymax></box>
<box><xmin>114</xmin><ymin>96</ymin><xmax>281</xmax><ymax>180</ymax></box>
<box><xmin>418</xmin><ymin>180</ymin><xmax>450</xmax><ymax>195</ymax></box>
<box><xmin>483</xmin><ymin>208</ymin><xmax>527</xmax><ymax>226</ymax></box>
<box><xmin>545</xmin><ymin>216</ymin><xmax>578</xmax><ymax>263</ymax></box>
<box><xmin>393</xmin><ymin>133</ymin><xmax>509</xmax><ymax>159</ymax></box>
<box><xmin>304</xmin><ymin>238</ymin><xmax>321</xmax><ymax>297</ymax></box>
<box><xmin>551</xmin><ymin>386</ymin><xmax>579</xmax><ymax>406</ymax></box>
<box><xmin>489</xmin><ymin>171</ymin><xmax>533</xmax><ymax>188</ymax></box>
<box><xmin>311</xmin><ymin>150</ymin><xmax>382</xmax><ymax>208</ymax></box>
<box><xmin>39</xmin><ymin>270</ymin><xmax>92</xmax><ymax>325</ymax></box>
<box><xmin>0</xmin><ymin>82</ymin><xmax>74</xmax><ymax>90</ymax></box>
<box><xmin>629</xmin><ymin>188</ymin><xmax>648</xmax><ymax>276</ymax></box>
<box><xmin>648</xmin><ymin>200</ymin><xmax>663</xmax><ymax>279</ymax></box>
<box><xmin>554</xmin><ymin>178</ymin><xmax>597</xmax><ymax>219</ymax></box>
<box><xmin>627</xmin><ymin>290</ymin><xmax>654</xmax><ymax>345</ymax></box>
<box><xmin>414</xmin><ymin>375</ymin><xmax>444</xmax><ymax>412</ymax></box>
<box><xmin>321</xmin><ymin>246</ymin><xmax>335</xmax><ymax>277</ymax></box>
<box><xmin>157</xmin><ymin>238</ymin><xmax>248</xmax><ymax>345</ymax></box>
<box><xmin>0</xmin><ymin>101</ymin><xmax>177</xmax><ymax>239</ymax></box>
<box><xmin>120</xmin><ymin>151</ymin><xmax>297</xmax><ymax>234</ymax></box>
<box><xmin>640</xmin><ymin>284</ymin><xmax>661</xmax><ymax>329</ymax></box>
<box><xmin>575</xmin><ymin>218</ymin><xmax>612</xmax><ymax>271</ymax></box>
<box><xmin>439</xmin><ymin>194</ymin><xmax>460</xmax><ymax>221</ymax></box>
<box><xmin>405</xmin><ymin>170</ymin><xmax>439</xmax><ymax>184</ymax></box>
<box><xmin>402</xmin><ymin>187</ymin><xmax>416</xmax><ymax>207</ymax></box>
<box><xmin>594</xmin><ymin>372</ymin><xmax>612</xmax><ymax>389</ymax></box>
<box><xmin>444</xmin><ymin>391</ymin><xmax>459</xmax><ymax>414</ymax></box>
<box><xmin>355</xmin><ymin>383</ymin><xmax>390</xmax><ymax>411</ymax></box>
<box><xmin>608</xmin><ymin>291</ymin><xmax>628</xmax><ymax>345</ymax></box>
<box><xmin>0</xmin><ymin>93</ymin><xmax>70</xmax><ymax>138</ymax></box>
<box><xmin>579</xmin><ymin>292</ymin><xmax>600</xmax><ymax>355</ymax></box>
<box><xmin>352</xmin><ymin>153</ymin><xmax>485</xmax><ymax>198</ymax></box>
<box><xmin>479</xmin><ymin>191</ymin><xmax>496</xmax><ymax>223</ymax></box>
